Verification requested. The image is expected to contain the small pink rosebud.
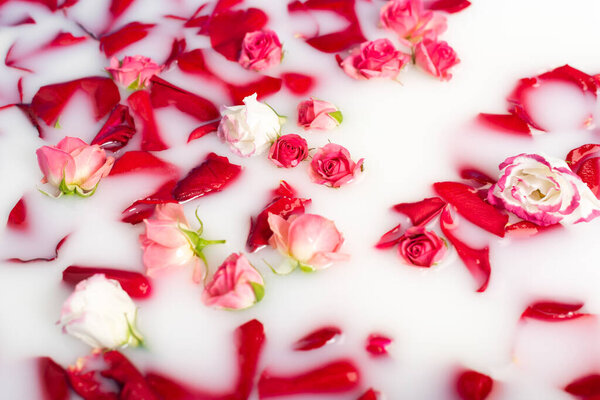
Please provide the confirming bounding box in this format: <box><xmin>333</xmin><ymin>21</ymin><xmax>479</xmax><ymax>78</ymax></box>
<box><xmin>36</xmin><ymin>136</ymin><xmax>114</xmax><ymax>197</ymax></box>
<box><xmin>202</xmin><ymin>253</ymin><xmax>264</xmax><ymax>310</ymax></box>
<box><xmin>341</xmin><ymin>38</ymin><xmax>410</xmax><ymax>80</ymax></box>
<box><xmin>238</xmin><ymin>29</ymin><xmax>283</xmax><ymax>71</ymax></box>
<box><xmin>297</xmin><ymin>98</ymin><xmax>342</xmax><ymax>131</ymax></box>
<box><xmin>414</xmin><ymin>39</ymin><xmax>460</xmax><ymax>81</ymax></box>
<box><xmin>397</xmin><ymin>226</ymin><xmax>447</xmax><ymax>267</ymax></box>
<box><xmin>268</xmin><ymin>134</ymin><xmax>308</xmax><ymax>168</ymax></box>
<box><xmin>309</xmin><ymin>143</ymin><xmax>364</xmax><ymax>188</ymax></box>
<box><xmin>380</xmin><ymin>0</ymin><xmax>447</xmax><ymax>45</ymax></box>
<box><xmin>106</xmin><ymin>55</ymin><xmax>163</xmax><ymax>89</ymax></box>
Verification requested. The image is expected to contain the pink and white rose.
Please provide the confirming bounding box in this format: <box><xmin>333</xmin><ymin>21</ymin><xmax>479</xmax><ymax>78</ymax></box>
<box><xmin>398</xmin><ymin>226</ymin><xmax>447</xmax><ymax>267</ymax></box>
<box><xmin>268</xmin><ymin>134</ymin><xmax>308</xmax><ymax>168</ymax></box>
<box><xmin>297</xmin><ymin>98</ymin><xmax>342</xmax><ymax>130</ymax></box>
<box><xmin>36</xmin><ymin>136</ymin><xmax>114</xmax><ymax>197</ymax></box>
<box><xmin>309</xmin><ymin>143</ymin><xmax>364</xmax><ymax>188</ymax></box>
<box><xmin>106</xmin><ymin>55</ymin><xmax>163</xmax><ymax>89</ymax></box>
<box><xmin>139</xmin><ymin>203</ymin><xmax>225</xmax><ymax>282</ymax></box>
<box><xmin>341</xmin><ymin>38</ymin><xmax>410</xmax><ymax>80</ymax></box>
<box><xmin>59</xmin><ymin>274</ymin><xmax>143</xmax><ymax>349</ymax></box>
<box><xmin>202</xmin><ymin>253</ymin><xmax>264</xmax><ymax>310</ymax></box>
<box><xmin>267</xmin><ymin>213</ymin><xmax>349</xmax><ymax>273</ymax></box>
<box><xmin>414</xmin><ymin>38</ymin><xmax>460</xmax><ymax>81</ymax></box>
<box><xmin>488</xmin><ymin>154</ymin><xmax>600</xmax><ymax>226</ymax></box>
<box><xmin>380</xmin><ymin>0</ymin><xmax>447</xmax><ymax>45</ymax></box>
<box><xmin>238</xmin><ymin>29</ymin><xmax>283</xmax><ymax>71</ymax></box>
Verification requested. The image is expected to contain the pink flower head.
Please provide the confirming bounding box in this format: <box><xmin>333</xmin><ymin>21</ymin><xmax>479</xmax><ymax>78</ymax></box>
<box><xmin>341</xmin><ymin>38</ymin><xmax>410</xmax><ymax>80</ymax></box>
<box><xmin>397</xmin><ymin>226</ymin><xmax>447</xmax><ymax>267</ymax></box>
<box><xmin>267</xmin><ymin>213</ymin><xmax>349</xmax><ymax>272</ymax></box>
<box><xmin>139</xmin><ymin>204</ymin><xmax>225</xmax><ymax>282</ymax></box>
<box><xmin>238</xmin><ymin>29</ymin><xmax>283</xmax><ymax>71</ymax></box>
<box><xmin>106</xmin><ymin>55</ymin><xmax>163</xmax><ymax>89</ymax></box>
<box><xmin>309</xmin><ymin>143</ymin><xmax>364</xmax><ymax>188</ymax></box>
<box><xmin>268</xmin><ymin>134</ymin><xmax>308</xmax><ymax>168</ymax></box>
<box><xmin>36</xmin><ymin>136</ymin><xmax>114</xmax><ymax>197</ymax></box>
<box><xmin>297</xmin><ymin>98</ymin><xmax>342</xmax><ymax>131</ymax></box>
<box><xmin>202</xmin><ymin>253</ymin><xmax>264</xmax><ymax>310</ymax></box>
<box><xmin>380</xmin><ymin>0</ymin><xmax>447</xmax><ymax>45</ymax></box>
<box><xmin>415</xmin><ymin>38</ymin><xmax>460</xmax><ymax>81</ymax></box>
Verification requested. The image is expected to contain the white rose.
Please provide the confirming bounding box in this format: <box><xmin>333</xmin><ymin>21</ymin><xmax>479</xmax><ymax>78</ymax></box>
<box><xmin>488</xmin><ymin>153</ymin><xmax>600</xmax><ymax>226</ymax></box>
<box><xmin>59</xmin><ymin>274</ymin><xmax>143</xmax><ymax>349</ymax></box>
<box><xmin>217</xmin><ymin>93</ymin><xmax>284</xmax><ymax>157</ymax></box>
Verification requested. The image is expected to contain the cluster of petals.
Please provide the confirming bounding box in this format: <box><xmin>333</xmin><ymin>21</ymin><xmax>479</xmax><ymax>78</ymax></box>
<box><xmin>106</xmin><ymin>55</ymin><xmax>163</xmax><ymax>89</ymax></box>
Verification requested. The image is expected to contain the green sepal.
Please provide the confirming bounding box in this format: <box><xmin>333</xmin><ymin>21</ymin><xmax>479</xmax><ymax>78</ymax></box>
<box><xmin>54</xmin><ymin>119</ymin><xmax>61</xmax><ymax>129</ymax></box>
<box><xmin>250</xmin><ymin>282</ymin><xmax>265</xmax><ymax>303</ymax></box>
<box><xmin>299</xmin><ymin>262</ymin><xmax>316</xmax><ymax>273</ymax></box>
<box><xmin>328</xmin><ymin>110</ymin><xmax>343</xmax><ymax>125</ymax></box>
<box><xmin>127</xmin><ymin>77</ymin><xmax>141</xmax><ymax>90</ymax></box>
<box><xmin>123</xmin><ymin>311</ymin><xmax>145</xmax><ymax>349</ymax></box>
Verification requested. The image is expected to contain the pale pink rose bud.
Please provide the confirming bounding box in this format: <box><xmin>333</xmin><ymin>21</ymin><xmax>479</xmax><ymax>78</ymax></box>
<box><xmin>36</xmin><ymin>136</ymin><xmax>114</xmax><ymax>197</ymax></box>
<box><xmin>341</xmin><ymin>38</ymin><xmax>410</xmax><ymax>80</ymax></box>
<box><xmin>106</xmin><ymin>55</ymin><xmax>163</xmax><ymax>89</ymax></box>
<box><xmin>297</xmin><ymin>98</ymin><xmax>342</xmax><ymax>130</ymax></box>
<box><xmin>414</xmin><ymin>38</ymin><xmax>460</xmax><ymax>81</ymax></box>
<box><xmin>397</xmin><ymin>226</ymin><xmax>447</xmax><ymax>267</ymax></box>
<box><xmin>202</xmin><ymin>253</ymin><xmax>265</xmax><ymax>310</ymax></box>
<box><xmin>268</xmin><ymin>134</ymin><xmax>308</xmax><ymax>168</ymax></box>
<box><xmin>380</xmin><ymin>0</ymin><xmax>447</xmax><ymax>45</ymax></box>
<box><xmin>267</xmin><ymin>213</ymin><xmax>349</xmax><ymax>272</ymax></box>
<box><xmin>309</xmin><ymin>143</ymin><xmax>364</xmax><ymax>188</ymax></box>
<box><xmin>238</xmin><ymin>29</ymin><xmax>283</xmax><ymax>71</ymax></box>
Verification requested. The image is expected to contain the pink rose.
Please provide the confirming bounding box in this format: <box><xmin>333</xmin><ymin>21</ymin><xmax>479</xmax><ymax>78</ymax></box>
<box><xmin>267</xmin><ymin>213</ymin><xmax>349</xmax><ymax>272</ymax></box>
<box><xmin>238</xmin><ymin>29</ymin><xmax>283</xmax><ymax>71</ymax></box>
<box><xmin>414</xmin><ymin>39</ymin><xmax>460</xmax><ymax>81</ymax></box>
<box><xmin>297</xmin><ymin>98</ymin><xmax>342</xmax><ymax>131</ymax></box>
<box><xmin>380</xmin><ymin>0</ymin><xmax>447</xmax><ymax>45</ymax></box>
<box><xmin>106</xmin><ymin>55</ymin><xmax>163</xmax><ymax>89</ymax></box>
<box><xmin>36</xmin><ymin>136</ymin><xmax>114</xmax><ymax>197</ymax></box>
<box><xmin>268</xmin><ymin>134</ymin><xmax>308</xmax><ymax>168</ymax></box>
<box><xmin>139</xmin><ymin>204</ymin><xmax>225</xmax><ymax>282</ymax></box>
<box><xmin>341</xmin><ymin>38</ymin><xmax>410</xmax><ymax>80</ymax></box>
<box><xmin>202</xmin><ymin>253</ymin><xmax>264</xmax><ymax>310</ymax></box>
<box><xmin>397</xmin><ymin>226</ymin><xmax>447</xmax><ymax>267</ymax></box>
<box><xmin>309</xmin><ymin>143</ymin><xmax>364</xmax><ymax>188</ymax></box>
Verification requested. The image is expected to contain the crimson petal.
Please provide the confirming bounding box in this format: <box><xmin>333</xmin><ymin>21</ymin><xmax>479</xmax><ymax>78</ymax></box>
<box><xmin>207</xmin><ymin>8</ymin><xmax>268</xmax><ymax>61</ymax></box>
<box><xmin>477</xmin><ymin>113</ymin><xmax>531</xmax><ymax>136</ymax></box>
<box><xmin>505</xmin><ymin>221</ymin><xmax>561</xmax><ymax>238</ymax></box>
<box><xmin>172</xmin><ymin>152</ymin><xmax>242</xmax><ymax>203</ymax></box>
<box><xmin>459</xmin><ymin>167</ymin><xmax>496</xmax><ymax>186</ymax></box>
<box><xmin>121</xmin><ymin>180</ymin><xmax>178</xmax><ymax>225</ymax></box>
<box><xmin>188</xmin><ymin>120</ymin><xmax>220</xmax><ymax>143</ymax></box>
<box><xmin>44</xmin><ymin>31</ymin><xmax>87</xmax><ymax>48</ymax></box>
<box><xmin>375</xmin><ymin>223</ymin><xmax>403</xmax><ymax>249</ymax></box>
<box><xmin>392</xmin><ymin>197</ymin><xmax>446</xmax><ymax>226</ymax></box>
<box><xmin>273</xmin><ymin>180</ymin><xmax>297</xmax><ymax>198</ymax></box>
<box><xmin>521</xmin><ymin>301</ymin><xmax>588</xmax><ymax>322</ymax></box>
<box><xmin>7</xmin><ymin>196</ymin><xmax>28</xmax><ymax>231</ymax></box>
<box><xmin>164</xmin><ymin>38</ymin><xmax>186</xmax><ymax>68</ymax></box>
<box><xmin>101</xmin><ymin>351</ymin><xmax>159</xmax><ymax>400</ymax></box>
<box><xmin>177</xmin><ymin>49</ymin><xmax>215</xmax><ymax>79</ymax></box>
<box><xmin>99</xmin><ymin>22</ymin><xmax>155</xmax><ymax>57</ymax></box>
<box><xmin>365</xmin><ymin>334</ymin><xmax>392</xmax><ymax>357</ymax></box>
<box><xmin>293</xmin><ymin>326</ymin><xmax>342</xmax><ymax>351</ymax></box>
<box><xmin>63</xmin><ymin>265</ymin><xmax>152</xmax><ymax>298</ymax></box>
<box><xmin>357</xmin><ymin>388</ymin><xmax>380</xmax><ymax>400</ymax></box>
<box><xmin>575</xmin><ymin>158</ymin><xmax>600</xmax><ymax>198</ymax></box>
<box><xmin>456</xmin><ymin>370</ymin><xmax>493</xmax><ymax>400</ymax></box>
<box><xmin>425</xmin><ymin>0</ymin><xmax>471</xmax><ymax>13</ymax></box>
<box><xmin>281</xmin><ymin>72</ymin><xmax>316</xmax><ymax>95</ymax></box>
<box><xmin>127</xmin><ymin>90</ymin><xmax>169</xmax><ymax>151</ymax></box>
<box><xmin>233</xmin><ymin>319</ymin><xmax>266</xmax><ymax>398</ymax></box>
<box><xmin>145</xmin><ymin>372</ymin><xmax>226</xmax><ymax>400</ymax></box>
<box><xmin>91</xmin><ymin>104</ymin><xmax>136</xmax><ymax>151</ymax></box>
<box><xmin>564</xmin><ymin>374</ymin><xmax>600</xmax><ymax>398</ymax></box>
<box><xmin>149</xmin><ymin>76</ymin><xmax>219</xmax><ymax>122</ymax></box>
<box><xmin>7</xmin><ymin>234</ymin><xmax>69</xmax><ymax>263</ymax></box>
<box><xmin>66</xmin><ymin>369</ymin><xmax>118</xmax><ymax>400</ymax></box>
<box><xmin>38</xmin><ymin>357</ymin><xmax>69</xmax><ymax>400</ymax></box>
<box><xmin>109</xmin><ymin>151</ymin><xmax>179</xmax><ymax>178</ymax></box>
<box><xmin>566</xmin><ymin>143</ymin><xmax>600</xmax><ymax>170</ymax></box>
<box><xmin>226</xmin><ymin>76</ymin><xmax>282</xmax><ymax>104</ymax></box>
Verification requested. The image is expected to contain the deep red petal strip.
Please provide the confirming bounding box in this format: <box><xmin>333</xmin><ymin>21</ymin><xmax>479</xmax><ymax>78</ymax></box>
<box><xmin>149</xmin><ymin>76</ymin><xmax>219</xmax><ymax>122</ymax></box>
<box><xmin>566</xmin><ymin>143</ymin><xmax>600</xmax><ymax>171</ymax></box>
<box><xmin>293</xmin><ymin>326</ymin><xmax>342</xmax><ymax>351</ymax></box>
<box><xmin>7</xmin><ymin>234</ymin><xmax>69</xmax><ymax>263</ymax></box>
<box><xmin>109</xmin><ymin>151</ymin><xmax>179</xmax><ymax>178</ymax></box>
<box><xmin>127</xmin><ymin>90</ymin><xmax>169</xmax><ymax>151</ymax></box>
<box><xmin>66</xmin><ymin>368</ymin><xmax>118</xmax><ymax>400</ymax></box>
<box><xmin>440</xmin><ymin>208</ymin><xmax>491</xmax><ymax>292</ymax></box>
<box><xmin>505</xmin><ymin>221</ymin><xmax>561</xmax><ymax>238</ymax></box>
<box><xmin>44</xmin><ymin>31</ymin><xmax>87</xmax><ymax>48</ymax></box>
<box><xmin>459</xmin><ymin>167</ymin><xmax>496</xmax><ymax>186</ymax></box>
<box><xmin>63</xmin><ymin>266</ymin><xmax>152</xmax><ymax>298</ymax></box>
<box><xmin>273</xmin><ymin>180</ymin><xmax>297</xmax><ymax>198</ymax></box>
<box><xmin>177</xmin><ymin>49</ymin><xmax>215</xmax><ymax>79</ymax></box>
<box><xmin>392</xmin><ymin>197</ymin><xmax>446</xmax><ymax>226</ymax></box>
<box><xmin>425</xmin><ymin>0</ymin><xmax>471</xmax><ymax>13</ymax></box>
<box><xmin>434</xmin><ymin>182</ymin><xmax>507</xmax><ymax>237</ymax></box>
<box><xmin>207</xmin><ymin>8</ymin><xmax>268</xmax><ymax>61</ymax></box>
<box><xmin>281</xmin><ymin>72</ymin><xmax>316</xmax><ymax>95</ymax></box>
<box><xmin>575</xmin><ymin>158</ymin><xmax>600</xmax><ymax>198</ymax></box>
<box><xmin>145</xmin><ymin>372</ymin><xmax>226</xmax><ymax>400</ymax></box>
<box><xmin>91</xmin><ymin>104</ymin><xmax>136</xmax><ymax>151</ymax></box>
<box><xmin>7</xmin><ymin>196</ymin><xmax>28</xmax><ymax>231</ymax></box>
<box><xmin>357</xmin><ymin>388</ymin><xmax>380</xmax><ymax>400</ymax></box>
<box><xmin>456</xmin><ymin>370</ymin><xmax>493</xmax><ymax>400</ymax></box>
<box><xmin>521</xmin><ymin>301</ymin><xmax>588</xmax><ymax>322</ymax></box>
<box><xmin>233</xmin><ymin>319</ymin><xmax>266</xmax><ymax>398</ymax></box>
<box><xmin>38</xmin><ymin>357</ymin><xmax>69</xmax><ymax>400</ymax></box>
<box><xmin>99</xmin><ymin>22</ymin><xmax>155</xmax><ymax>57</ymax></box>
<box><xmin>164</xmin><ymin>37</ymin><xmax>186</xmax><ymax>67</ymax></box>
<box><xmin>477</xmin><ymin>113</ymin><xmax>531</xmax><ymax>136</ymax></box>
<box><xmin>375</xmin><ymin>223</ymin><xmax>403</xmax><ymax>249</ymax></box>
<box><xmin>226</xmin><ymin>76</ymin><xmax>282</xmax><ymax>104</ymax></box>
<box><xmin>564</xmin><ymin>374</ymin><xmax>600</xmax><ymax>398</ymax></box>
<box><xmin>121</xmin><ymin>180</ymin><xmax>178</xmax><ymax>225</ymax></box>
<box><xmin>187</xmin><ymin>120</ymin><xmax>220</xmax><ymax>143</ymax></box>
<box><xmin>365</xmin><ymin>334</ymin><xmax>392</xmax><ymax>357</ymax></box>
<box><xmin>101</xmin><ymin>351</ymin><xmax>159</xmax><ymax>400</ymax></box>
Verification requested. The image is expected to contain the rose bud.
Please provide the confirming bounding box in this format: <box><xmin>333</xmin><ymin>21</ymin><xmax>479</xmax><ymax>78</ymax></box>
<box><xmin>268</xmin><ymin>134</ymin><xmax>308</xmax><ymax>168</ymax></box>
<box><xmin>297</xmin><ymin>98</ymin><xmax>342</xmax><ymax>131</ymax></box>
<box><xmin>397</xmin><ymin>226</ymin><xmax>447</xmax><ymax>267</ymax></box>
<box><xmin>414</xmin><ymin>39</ymin><xmax>460</xmax><ymax>81</ymax></box>
<box><xmin>238</xmin><ymin>29</ymin><xmax>283</xmax><ymax>71</ymax></box>
<box><xmin>106</xmin><ymin>55</ymin><xmax>163</xmax><ymax>89</ymax></box>
<box><xmin>309</xmin><ymin>143</ymin><xmax>364</xmax><ymax>188</ymax></box>
<box><xmin>380</xmin><ymin>0</ymin><xmax>447</xmax><ymax>45</ymax></box>
<box><xmin>341</xmin><ymin>38</ymin><xmax>410</xmax><ymax>80</ymax></box>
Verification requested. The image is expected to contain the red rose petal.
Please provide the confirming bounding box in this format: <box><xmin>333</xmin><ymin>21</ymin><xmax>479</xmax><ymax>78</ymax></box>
<box><xmin>575</xmin><ymin>158</ymin><xmax>600</xmax><ymax>198</ymax></box>
<box><xmin>440</xmin><ymin>208</ymin><xmax>491</xmax><ymax>292</ymax></box>
<box><xmin>357</xmin><ymin>388</ymin><xmax>380</xmax><ymax>400</ymax></box>
<box><xmin>566</xmin><ymin>143</ymin><xmax>600</xmax><ymax>171</ymax></box>
<box><xmin>424</xmin><ymin>0</ymin><xmax>471</xmax><ymax>13</ymax></box>
<box><xmin>459</xmin><ymin>167</ymin><xmax>497</xmax><ymax>186</ymax></box>
<box><xmin>226</xmin><ymin>76</ymin><xmax>283</xmax><ymax>105</ymax></box>
<box><xmin>233</xmin><ymin>319</ymin><xmax>266</xmax><ymax>398</ymax></box>
<box><xmin>187</xmin><ymin>119</ymin><xmax>220</xmax><ymax>143</ymax></box>
<box><xmin>258</xmin><ymin>359</ymin><xmax>360</xmax><ymax>398</ymax></box>
<box><xmin>7</xmin><ymin>196</ymin><xmax>28</xmax><ymax>231</ymax></box>
<box><xmin>121</xmin><ymin>180</ymin><xmax>178</xmax><ymax>225</ymax></box>
<box><xmin>163</xmin><ymin>37</ymin><xmax>186</xmax><ymax>68</ymax></box>
<box><xmin>392</xmin><ymin>197</ymin><xmax>447</xmax><ymax>226</ymax></box>
<box><xmin>99</xmin><ymin>22</ymin><xmax>155</xmax><ymax>57</ymax></box>
<box><xmin>91</xmin><ymin>104</ymin><xmax>136</xmax><ymax>151</ymax></box>
<box><xmin>177</xmin><ymin>49</ymin><xmax>215</xmax><ymax>79</ymax></box>
<box><xmin>17</xmin><ymin>104</ymin><xmax>44</xmax><ymax>137</ymax></box>
<box><xmin>7</xmin><ymin>234</ymin><xmax>69</xmax><ymax>263</ymax></box>
<box><xmin>505</xmin><ymin>221</ymin><xmax>561</xmax><ymax>238</ymax></box>
<box><xmin>281</xmin><ymin>72</ymin><xmax>316</xmax><ymax>95</ymax></box>
<box><xmin>293</xmin><ymin>326</ymin><xmax>342</xmax><ymax>351</ymax></box>
<box><xmin>101</xmin><ymin>351</ymin><xmax>159</xmax><ymax>400</ymax></box>
<box><xmin>7</xmin><ymin>15</ymin><xmax>36</xmax><ymax>26</ymax></box>
<box><xmin>172</xmin><ymin>152</ymin><xmax>242</xmax><ymax>203</ymax></box>
<box><xmin>365</xmin><ymin>334</ymin><xmax>392</xmax><ymax>357</ymax></box>
<box><xmin>44</xmin><ymin>31</ymin><xmax>87</xmax><ymax>48</ymax></box>
<box><xmin>105</xmin><ymin>0</ymin><xmax>137</xmax><ymax>32</ymax></box>
<box><xmin>149</xmin><ymin>76</ymin><xmax>219</xmax><ymax>122</ymax></box>
<box><xmin>31</xmin><ymin>77</ymin><xmax>120</xmax><ymax>126</ymax></box>
<box><xmin>273</xmin><ymin>180</ymin><xmax>297</xmax><ymax>198</ymax></box>
<box><xmin>127</xmin><ymin>90</ymin><xmax>169</xmax><ymax>151</ymax></box>
<box><xmin>433</xmin><ymin>182</ymin><xmax>508</xmax><ymax>238</ymax></box>
<box><xmin>0</xmin><ymin>0</ymin><xmax>62</xmax><ymax>12</ymax></box>
<box><xmin>38</xmin><ymin>357</ymin><xmax>69</xmax><ymax>400</ymax></box>
<box><xmin>67</xmin><ymin>368</ymin><xmax>118</xmax><ymax>400</ymax></box>
<box><xmin>4</xmin><ymin>43</ymin><xmax>33</xmax><ymax>72</ymax></box>
<box><xmin>207</xmin><ymin>8</ymin><xmax>268</xmax><ymax>61</ymax></box>
<box><xmin>63</xmin><ymin>266</ymin><xmax>152</xmax><ymax>298</ymax></box>
<box><xmin>145</xmin><ymin>372</ymin><xmax>225</xmax><ymax>400</ymax></box>
<box><xmin>456</xmin><ymin>370</ymin><xmax>493</xmax><ymax>400</ymax></box>
<box><xmin>375</xmin><ymin>223</ymin><xmax>403</xmax><ymax>249</ymax></box>
<box><xmin>564</xmin><ymin>374</ymin><xmax>600</xmax><ymax>398</ymax></box>
<box><xmin>109</xmin><ymin>151</ymin><xmax>179</xmax><ymax>178</ymax></box>
<box><xmin>477</xmin><ymin>113</ymin><xmax>531</xmax><ymax>136</ymax></box>
<box><xmin>521</xmin><ymin>301</ymin><xmax>588</xmax><ymax>322</ymax></box>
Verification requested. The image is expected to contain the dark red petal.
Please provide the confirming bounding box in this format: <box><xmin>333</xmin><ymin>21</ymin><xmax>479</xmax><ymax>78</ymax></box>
<box><xmin>365</xmin><ymin>334</ymin><xmax>392</xmax><ymax>357</ymax></box>
<box><xmin>566</xmin><ymin>143</ymin><xmax>600</xmax><ymax>170</ymax></box>
<box><xmin>207</xmin><ymin>8</ymin><xmax>268</xmax><ymax>61</ymax></box>
<box><xmin>425</xmin><ymin>0</ymin><xmax>471</xmax><ymax>13</ymax></box>
<box><xmin>505</xmin><ymin>221</ymin><xmax>561</xmax><ymax>238</ymax></box>
<box><xmin>99</xmin><ymin>22</ymin><xmax>155</xmax><ymax>57</ymax></box>
<box><xmin>67</xmin><ymin>369</ymin><xmax>118</xmax><ymax>400</ymax></box>
<box><xmin>456</xmin><ymin>370</ymin><xmax>493</xmax><ymax>400</ymax></box>
<box><xmin>538</xmin><ymin>64</ymin><xmax>598</xmax><ymax>96</ymax></box>
<box><xmin>281</xmin><ymin>72</ymin><xmax>316</xmax><ymax>95</ymax></box>
<box><xmin>109</xmin><ymin>151</ymin><xmax>179</xmax><ymax>178</ymax></box>
<box><xmin>7</xmin><ymin>234</ymin><xmax>69</xmax><ymax>263</ymax></box>
<box><xmin>226</xmin><ymin>76</ymin><xmax>282</xmax><ymax>105</ymax></box>
<box><xmin>477</xmin><ymin>113</ymin><xmax>531</xmax><ymax>136</ymax></box>
<box><xmin>392</xmin><ymin>197</ymin><xmax>446</xmax><ymax>226</ymax></box>
<box><xmin>108</xmin><ymin>0</ymin><xmax>137</xmax><ymax>23</ymax></box>
<box><xmin>145</xmin><ymin>372</ymin><xmax>225</xmax><ymax>400</ymax></box>
<box><xmin>459</xmin><ymin>167</ymin><xmax>497</xmax><ymax>186</ymax></box>
<box><xmin>127</xmin><ymin>90</ymin><xmax>169</xmax><ymax>151</ymax></box>
<box><xmin>5</xmin><ymin>43</ymin><xmax>34</xmax><ymax>72</ymax></box>
<box><xmin>293</xmin><ymin>326</ymin><xmax>342</xmax><ymax>351</ymax></box>
<box><xmin>575</xmin><ymin>158</ymin><xmax>600</xmax><ymax>198</ymax></box>
<box><xmin>273</xmin><ymin>180</ymin><xmax>297</xmax><ymax>198</ymax></box>
<box><xmin>164</xmin><ymin>37</ymin><xmax>186</xmax><ymax>68</ymax></box>
<box><xmin>440</xmin><ymin>208</ymin><xmax>491</xmax><ymax>292</ymax></box>
<box><xmin>233</xmin><ymin>319</ymin><xmax>266</xmax><ymax>399</ymax></box>
<box><xmin>121</xmin><ymin>180</ymin><xmax>178</xmax><ymax>225</ymax></box>
<box><xmin>101</xmin><ymin>351</ymin><xmax>160</xmax><ymax>400</ymax></box>
<box><xmin>91</xmin><ymin>104</ymin><xmax>136</xmax><ymax>151</ymax></box>
<box><xmin>172</xmin><ymin>152</ymin><xmax>242</xmax><ymax>203</ymax></box>
<box><xmin>63</xmin><ymin>266</ymin><xmax>152</xmax><ymax>298</ymax></box>
<box><xmin>434</xmin><ymin>182</ymin><xmax>508</xmax><ymax>238</ymax></box>
<box><xmin>17</xmin><ymin>104</ymin><xmax>44</xmax><ymax>137</ymax></box>
<box><xmin>521</xmin><ymin>301</ymin><xmax>588</xmax><ymax>322</ymax></box>
<box><xmin>44</xmin><ymin>31</ymin><xmax>87</xmax><ymax>48</ymax></box>
<box><xmin>149</xmin><ymin>76</ymin><xmax>219</xmax><ymax>122</ymax></box>
<box><xmin>38</xmin><ymin>357</ymin><xmax>69</xmax><ymax>400</ymax></box>
<box><xmin>0</xmin><ymin>0</ymin><xmax>58</xmax><ymax>11</ymax></box>
<box><xmin>375</xmin><ymin>223</ymin><xmax>403</xmax><ymax>249</ymax></box>
<box><xmin>357</xmin><ymin>388</ymin><xmax>380</xmax><ymax>400</ymax></box>
<box><xmin>213</xmin><ymin>0</ymin><xmax>243</xmax><ymax>13</ymax></box>
<box><xmin>187</xmin><ymin>120</ymin><xmax>220</xmax><ymax>143</ymax></box>
<box><xmin>305</xmin><ymin>26</ymin><xmax>365</xmax><ymax>53</ymax></box>
<box><xmin>177</xmin><ymin>49</ymin><xmax>215</xmax><ymax>79</ymax></box>
<box><xmin>31</xmin><ymin>77</ymin><xmax>120</xmax><ymax>126</ymax></box>
<box><xmin>7</xmin><ymin>196</ymin><xmax>28</xmax><ymax>231</ymax></box>
<box><xmin>258</xmin><ymin>359</ymin><xmax>360</xmax><ymax>398</ymax></box>
<box><xmin>7</xmin><ymin>15</ymin><xmax>36</xmax><ymax>26</ymax></box>
<box><xmin>564</xmin><ymin>374</ymin><xmax>600</xmax><ymax>397</ymax></box>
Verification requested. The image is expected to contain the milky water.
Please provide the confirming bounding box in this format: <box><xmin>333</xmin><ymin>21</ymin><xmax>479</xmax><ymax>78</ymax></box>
<box><xmin>1</xmin><ymin>0</ymin><xmax>600</xmax><ymax>399</ymax></box>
